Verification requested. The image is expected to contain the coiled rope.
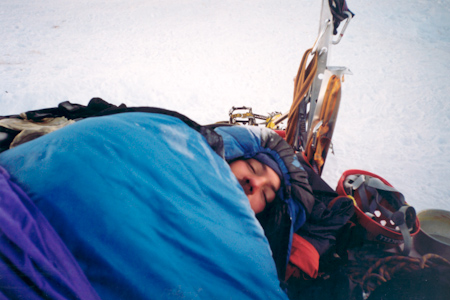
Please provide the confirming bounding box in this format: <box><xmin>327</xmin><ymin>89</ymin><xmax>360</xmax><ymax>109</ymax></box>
<box><xmin>344</xmin><ymin>251</ymin><xmax>450</xmax><ymax>300</ymax></box>
<box><xmin>362</xmin><ymin>253</ymin><xmax>450</xmax><ymax>294</ymax></box>
<box><xmin>285</xmin><ymin>48</ymin><xmax>318</xmax><ymax>147</ymax></box>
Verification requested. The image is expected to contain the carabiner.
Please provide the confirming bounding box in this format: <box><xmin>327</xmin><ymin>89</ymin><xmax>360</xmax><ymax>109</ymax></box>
<box><xmin>332</xmin><ymin>11</ymin><xmax>353</xmax><ymax>45</ymax></box>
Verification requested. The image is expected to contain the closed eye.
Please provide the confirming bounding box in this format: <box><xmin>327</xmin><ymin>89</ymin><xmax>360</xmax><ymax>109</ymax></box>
<box><xmin>246</xmin><ymin>160</ymin><xmax>255</xmax><ymax>173</ymax></box>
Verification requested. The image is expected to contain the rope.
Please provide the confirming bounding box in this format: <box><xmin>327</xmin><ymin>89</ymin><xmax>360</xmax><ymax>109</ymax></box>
<box><xmin>360</xmin><ymin>253</ymin><xmax>450</xmax><ymax>295</ymax></box>
<box><xmin>285</xmin><ymin>48</ymin><xmax>318</xmax><ymax>146</ymax></box>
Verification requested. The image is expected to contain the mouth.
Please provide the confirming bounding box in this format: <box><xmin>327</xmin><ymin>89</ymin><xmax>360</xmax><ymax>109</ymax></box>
<box><xmin>238</xmin><ymin>179</ymin><xmax>251</xmax><ymax>195</ymax></box>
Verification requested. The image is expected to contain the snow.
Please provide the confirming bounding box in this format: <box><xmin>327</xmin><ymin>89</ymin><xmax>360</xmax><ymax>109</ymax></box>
<box><xmin>1</xmin><ymin>0</ymin><xmax>449</xmax><ymax>213</ymax></box>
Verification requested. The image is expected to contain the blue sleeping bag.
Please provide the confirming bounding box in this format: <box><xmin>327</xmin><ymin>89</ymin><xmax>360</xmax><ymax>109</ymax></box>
<box><xmin>0</xmin><ymin>112</ymin><xmax>287</xmax><ymax>299</ymax></box>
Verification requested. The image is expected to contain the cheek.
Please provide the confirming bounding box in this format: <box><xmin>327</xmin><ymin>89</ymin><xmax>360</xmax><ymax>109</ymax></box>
<box><xmin>248</xmin><ymin>195</ymin><xmax>265</xmax><ymax>214</ymax></box>
<box><xmin>229</xmin><ymin>161</ymin><xmax>245</xmax><ymax>178</ymax></box>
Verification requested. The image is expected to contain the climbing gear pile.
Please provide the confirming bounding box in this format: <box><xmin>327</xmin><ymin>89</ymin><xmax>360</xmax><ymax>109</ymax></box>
<box><xmin>284</xmin><ymin>0</ymin><xmax>353</xmax><ymax>175</ymax></box>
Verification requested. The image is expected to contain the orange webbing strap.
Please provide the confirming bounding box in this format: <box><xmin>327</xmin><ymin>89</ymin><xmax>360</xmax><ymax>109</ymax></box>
<box><xmin>305</xmin><ymin>75</ymin><xmax>341</xmax><ymax>174</ymax></box>
<box><xmin>285</xmin><ymin>48</ymin><xmax>318</xmax><ymax>146</ymax></box>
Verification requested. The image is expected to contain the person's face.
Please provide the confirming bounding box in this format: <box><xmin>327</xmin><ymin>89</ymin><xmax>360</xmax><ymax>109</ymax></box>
<box><xmin>229</xmin><ymin>158</ymin><xmax>281</xmax><ymax>214</ymax></box>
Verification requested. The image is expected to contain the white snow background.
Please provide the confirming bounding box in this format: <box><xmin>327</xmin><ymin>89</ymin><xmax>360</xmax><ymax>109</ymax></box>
<box><xmin>1</xmin><ymin>0</ymin><xmax>449</xmax><ymax>213</ymax></box>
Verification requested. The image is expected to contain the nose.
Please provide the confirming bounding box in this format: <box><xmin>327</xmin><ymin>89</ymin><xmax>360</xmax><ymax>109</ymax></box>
<box><xmin>244</xmin><ymin>175</ymin><xmax>266</xmax><ymax>195</ymax></box>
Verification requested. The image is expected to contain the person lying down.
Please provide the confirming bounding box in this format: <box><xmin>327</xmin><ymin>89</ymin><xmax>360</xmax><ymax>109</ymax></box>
<box><xmin>0</xmin><ymin>109</ymin><xmax>314</xmax><ymax>300</ymax></box>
